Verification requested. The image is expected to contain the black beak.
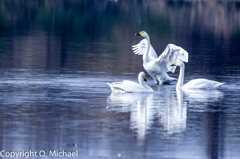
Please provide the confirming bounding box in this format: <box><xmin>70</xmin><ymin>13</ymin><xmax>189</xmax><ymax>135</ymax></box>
<box><xmin>144</xmin><ymin>78</ymin><xmax>147</xmax><ymax>82</ymax></box>
<box><xmin>135</xmin><ymin>33</ymin><xmax>141</xmax><ymax>36</ymax></box>
<box><xmin>170</xmin><ymin>64</ymin><xmax>175</xmax><ymax>66</ymax></box>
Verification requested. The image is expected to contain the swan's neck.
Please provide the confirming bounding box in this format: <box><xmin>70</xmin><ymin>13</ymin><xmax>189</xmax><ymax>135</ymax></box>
<box><xmin>176</xmin><ymin>63</ymin><xmax>185</xmax><ymax>89</ymax></box>
<box><xmin>138</xmin><ymin>75</ymin><xmax>149</xmax><ymax>90</ymax></box>
<box><xmin>143</xmin><ymin>36</ymin><xmax>151</xmax><ymax>63</ymax></box>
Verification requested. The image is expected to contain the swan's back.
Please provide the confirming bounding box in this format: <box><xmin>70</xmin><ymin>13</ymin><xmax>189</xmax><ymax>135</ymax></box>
<box><xmin>108</xmin><ymin>80</ymin><xmax>152</xmax><ymax>93</ymax></box>
<box><xmin>182</xmin><ymin>78</ymin><xmax>224</xmax><ymax>90</ymax></box>
<box><xmin>107</xmin><ymin>82</ymin><xmax>125</xmax><ymax>93</ymax></box>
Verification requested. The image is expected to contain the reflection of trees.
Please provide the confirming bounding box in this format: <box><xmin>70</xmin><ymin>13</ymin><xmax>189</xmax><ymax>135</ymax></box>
<box><xmin>0</xmin><ymin>0</ymin><xmax>239</xmax><ymax>71</ymax></box>
<box><xmin>147</xmin><ymin>1</ymin><xmax>240</xmax><ymax>37</ymax></box>
<box><xmin>1</xmin><ymin>0</ymin><xmax>239</xmax><ymax>37</ymax></box>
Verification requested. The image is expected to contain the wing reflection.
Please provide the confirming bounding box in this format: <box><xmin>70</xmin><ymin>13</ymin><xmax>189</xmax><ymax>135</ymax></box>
<box><xmin>107</xmin><ymin>89</ymin><xmax>187</xmax><ymax>141</ymax></box>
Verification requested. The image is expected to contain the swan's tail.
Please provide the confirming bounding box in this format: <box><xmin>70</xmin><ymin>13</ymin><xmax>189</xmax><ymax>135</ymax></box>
<box><xmin>107</xmin><ymin>83</ymin><xmax>125</xmax><ymax>93</ymax></box>
<box><xmin>214</xmin><ymin>82</ymin><xmax>225</xmax><ymax>88</ymax></box>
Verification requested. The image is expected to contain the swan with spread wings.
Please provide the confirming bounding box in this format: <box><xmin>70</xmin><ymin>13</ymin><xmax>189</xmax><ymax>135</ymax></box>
<box><xmin>132</xmin><ymin>31</ymin><xmax>189</xmax><ymax>85</ymax></box>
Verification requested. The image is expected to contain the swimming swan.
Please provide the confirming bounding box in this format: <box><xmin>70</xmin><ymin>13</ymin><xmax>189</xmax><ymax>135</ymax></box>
<box><xmin>171</xmin><ymin>61</ymin><xmax>224</xmax><ymax>90</ymax></box>
<box><xmin>107</xmin><ymin>72</ymin><xmax>153</xmax><ymax>93</ymax></box>
<box><xmin>132</xmin><ymin>31</ymin><xmax>189</xmax><ymax>85</ymax></box>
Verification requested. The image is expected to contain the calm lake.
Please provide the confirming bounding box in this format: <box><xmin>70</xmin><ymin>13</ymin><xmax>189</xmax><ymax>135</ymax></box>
<box><xmin>0</xmin><ymin>0</ymin><xmax>240</xmax><ymax>159</ymax></box>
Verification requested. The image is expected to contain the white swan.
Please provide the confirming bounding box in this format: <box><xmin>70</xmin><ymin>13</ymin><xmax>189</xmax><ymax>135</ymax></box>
<box><xmin>107</xmin><ymin>72</ymin><xmax>153</xmax><ymax>93</ymax></box>
<box><xmin>171</xmin><ymin>61</ymin><xmax>224</xmax><ymax>90</ymax></box>
<box><xmin>132</xmin><ymin>31</ymin><xmax>189</xmax><ymax>85</ymax></box>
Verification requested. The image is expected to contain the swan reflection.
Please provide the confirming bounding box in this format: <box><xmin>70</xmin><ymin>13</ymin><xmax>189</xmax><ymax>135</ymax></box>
<box><xmin>159</xmin><ymin>89</ymin><xmax>187</xmax><ymax>135</ymax></box>
<box><xmin>184</xmin><ymin>89</ymin><xmax>224</xmax><ymax>103</ymax></box>
<box><xmin>107</xmin><ymin>88</ymin><xmax>187</xmax><ymax>141</ymax></box>
<box><xmin>107</xmin><ymin>93</ymin><xmax>155</xmax><ymax>141</ymax></box>
<box><xmin>183</xmin><ymin>89</ymin><xmax>224</xmax><ymax>112</ymax></box>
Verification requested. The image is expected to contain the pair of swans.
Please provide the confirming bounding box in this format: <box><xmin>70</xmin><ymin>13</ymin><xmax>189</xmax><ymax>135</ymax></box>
<box><xmin>133</xmin><ymin>31</ymin><xmax>188</xmax><ymax>85</ymax></box>
<box><xmin>108</xmin><ymin>62</ymin><xmax>223</xmax><ymax>93</ymax></box>
<box><xmin>108</xmin><ymin>31</ymin><xmax>224</xmax><ymax>93</ymax></box>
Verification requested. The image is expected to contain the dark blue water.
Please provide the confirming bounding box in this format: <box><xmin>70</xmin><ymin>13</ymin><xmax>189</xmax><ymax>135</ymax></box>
<box><xmin>0</xmin><ymin>1</ymin><xmax>240</xmax><ymax>159</ymax></box>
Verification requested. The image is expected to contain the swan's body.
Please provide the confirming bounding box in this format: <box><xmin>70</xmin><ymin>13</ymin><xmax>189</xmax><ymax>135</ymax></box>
<box><xmin>107</xmin><ymin>72</ymin><xmax>153</xmax><ymax>93</ymax></box>
<box><xmin>182</xmin><ymin>79</ymin><xmax>224</xmax><ymax>89</ymax></box>
<box><xmin>171</xmin><ymin>61</ymin><xmax>224</xmax><ymax>90</ymax></box>
<box><xmin>132</xmin><ymin>31</ymin><xmax>189</xmax><ymax>85</ymax></box>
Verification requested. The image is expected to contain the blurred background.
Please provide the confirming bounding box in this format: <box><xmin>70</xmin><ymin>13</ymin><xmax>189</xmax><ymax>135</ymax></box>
<box><xmin>0</xmin><ymin>0</ymin><xmax>239</xmax><ymax>75</ymax></box>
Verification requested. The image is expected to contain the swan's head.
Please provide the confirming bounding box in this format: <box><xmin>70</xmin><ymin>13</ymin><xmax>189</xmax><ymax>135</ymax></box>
<box><xmin>171</xmin><ymin>61</ymin><xmax>184</xmax><ymax>67</ymax></box>
<box><xmin>135</xmin><ymin>31</ymin><xmax>149</xmax><ymax>39</ymax></box>
<box><xmin>139</xmin><ymin>72</ymin><xmax>147</xmax><ymax>82</ymax></box>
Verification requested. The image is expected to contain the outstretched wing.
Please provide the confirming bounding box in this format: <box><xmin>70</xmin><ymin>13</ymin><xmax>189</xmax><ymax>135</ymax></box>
<box><xmin>156</xmin><ymin>44</ymin><xmax>189</xmax><ymax>73</ymax></box>
<box><xmin>132</xmin><ymin>39</ymin><xmax>158</xmax><ymax>58</ymax></box>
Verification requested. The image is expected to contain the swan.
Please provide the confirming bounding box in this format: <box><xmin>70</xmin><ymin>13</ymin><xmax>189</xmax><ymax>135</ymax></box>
<box><xmin>107</xmin><ymin>72</ymin><xmax>153</xmax><ymax>93</ymax></box>
<box><xmin>171</xmin><ymin>61</ymin><xmax>224</xmax><ymax>90</ymax></box>
<box><xmin>132</xmin><ymin>31</ymin><xmax>189</xmax><ymax>85</ymax></box>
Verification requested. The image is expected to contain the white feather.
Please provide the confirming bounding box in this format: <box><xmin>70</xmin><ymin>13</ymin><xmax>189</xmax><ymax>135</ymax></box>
<box><xmin>132</xmin><ymin>39</ymin><xmax>158</xmax><ymax>57</ymax></box>
<box><xmin>156</xmin><ymin>44</ymin><xmax>189</xmax><ymax>73</ymax></box>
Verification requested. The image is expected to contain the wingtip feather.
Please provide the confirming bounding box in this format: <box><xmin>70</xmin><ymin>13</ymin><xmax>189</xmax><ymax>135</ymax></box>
<box><xmin>214</xmin><ymin>82</ymin><xmax>224</xmax><ymax>88</ymax></box>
